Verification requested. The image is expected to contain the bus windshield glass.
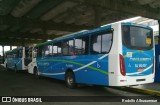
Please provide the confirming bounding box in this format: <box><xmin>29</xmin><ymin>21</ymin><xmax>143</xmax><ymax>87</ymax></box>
<box><xmin>122</xmin><ymin>25</ymin><xmax>153</xmax><ymax>50</ymax></box>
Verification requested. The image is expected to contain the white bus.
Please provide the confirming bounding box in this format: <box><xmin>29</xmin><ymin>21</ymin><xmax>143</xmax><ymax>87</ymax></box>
<box><xmin>28</xmin><ymin>22</ymin><xmax>154</xmax><ymax>88</ymax></box>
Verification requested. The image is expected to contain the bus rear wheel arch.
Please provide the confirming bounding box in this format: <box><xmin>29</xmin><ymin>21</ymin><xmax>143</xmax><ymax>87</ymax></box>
<box><xmin>65</xmin><ymin>70</ymin><xmax>77</xmax><ymax>89</ymax></box>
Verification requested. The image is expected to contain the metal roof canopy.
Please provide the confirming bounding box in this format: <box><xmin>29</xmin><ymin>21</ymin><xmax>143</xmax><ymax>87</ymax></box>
<box><xmin>0</xmin><ymin>0</ymin><xmax>160</xmax><ymax>46</ymax></box>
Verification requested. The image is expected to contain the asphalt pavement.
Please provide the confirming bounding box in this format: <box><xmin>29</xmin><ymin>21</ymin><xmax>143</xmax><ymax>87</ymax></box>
<box><xmin>0</xmin><ymin>66</ymin><xmax>159</xmax><ymax>105</ymax></box>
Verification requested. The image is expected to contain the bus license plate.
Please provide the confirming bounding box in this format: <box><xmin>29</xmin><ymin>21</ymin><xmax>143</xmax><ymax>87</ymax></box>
<box><xmin>138</xmin><ymin>68</ymin><xmax>144</xmax><ymax>72</ymax></box>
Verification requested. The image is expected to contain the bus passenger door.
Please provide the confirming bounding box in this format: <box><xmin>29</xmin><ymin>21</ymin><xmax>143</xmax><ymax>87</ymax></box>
<box><xmin>51</xmin><ymin>43</ymin><xmax>62</xmax><ymax>75</ymax></box>
<box><xmin>28</xmin><ymin>47</ymin><xmax>37</xmax><ymax>74</ymax></box>
<box><xmin>41</xmin><ymin>45</ymin><xmax>53</xmax><ymax>75</ymax></box>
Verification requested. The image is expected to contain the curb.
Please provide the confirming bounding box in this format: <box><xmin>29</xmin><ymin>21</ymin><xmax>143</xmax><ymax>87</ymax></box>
<box><xmin>125</xmin><ymin>87</ymin><xmax>160</xmax><ymax>96</ymax></box>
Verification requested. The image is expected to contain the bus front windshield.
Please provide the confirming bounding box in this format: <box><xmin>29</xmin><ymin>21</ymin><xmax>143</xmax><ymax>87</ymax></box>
<box><xmin>122</xmin><ymin>25</ymin><xmax>153</xmax><ymax>50</ymax></box>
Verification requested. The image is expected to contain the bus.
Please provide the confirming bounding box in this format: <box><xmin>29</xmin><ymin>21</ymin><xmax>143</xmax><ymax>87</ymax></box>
<box><xmin>4</xmin><ymin>47</ymin><xmax>30</xmax><ymax>72</ymax></box>
<box><xmin>28</xmin><ymin>22</ymin><xmax>155</xmax><ymax>88</ymax></box>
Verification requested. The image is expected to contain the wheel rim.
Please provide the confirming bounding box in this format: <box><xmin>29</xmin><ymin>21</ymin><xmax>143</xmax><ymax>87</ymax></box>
<box><xmin>67</xmin><ymin>76</ymin><xmax>74</xmax><ymax>86</ymax></box>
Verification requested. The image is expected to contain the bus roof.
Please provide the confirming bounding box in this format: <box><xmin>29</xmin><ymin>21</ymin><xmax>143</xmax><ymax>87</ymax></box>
<box><xmin>122</xmin><ymin>22</ymin><xmax>152</xmax><ymax>30</ymax></box>
<box><xmin>36</xmin><ymin>25</ymin><xmax>112</xmax><ymax>47</ymax></box>
<box><xmin>36</xmin><ymin>22</ymin><xmax>152</xmax><ymax>47</ymax></box>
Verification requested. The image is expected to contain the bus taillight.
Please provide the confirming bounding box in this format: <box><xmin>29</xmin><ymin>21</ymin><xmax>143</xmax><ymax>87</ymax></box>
<box><xmin>119</xmin><ymin>54</ymin><xmax>126</xmax><ymax>76</ymax></box>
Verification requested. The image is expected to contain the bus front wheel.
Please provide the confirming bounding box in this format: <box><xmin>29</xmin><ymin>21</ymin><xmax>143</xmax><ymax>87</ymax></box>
<box><xmin>65</xmin><ymin>71</ymin><xmax>77</xmax><ymax>89</ymax></box>
<box><xmin>6</xmin><ymin>64</ymin><xmax>8</xmax><ymax>71</ymax></box>
<box><xmin>34</xmin><ymin>67</ymin><xmax>39</xmax><ymax>78</ymax></box>
<box><xmin>14</xmin><ymin>65</ymin><xmax>17</xmax><ymax>73</ymax></box>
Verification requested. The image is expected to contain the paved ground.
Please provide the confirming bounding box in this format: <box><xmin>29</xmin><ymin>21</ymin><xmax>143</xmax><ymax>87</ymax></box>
<box><xmin>0</xmin><ymin>66</ymin><xmax>143</xmax><ymax>96</ymax></box>
<box><xmin>0</xmin><ymin>66</ymin><xmax>159</xmax><ymax>105</ymax></box>
<box><xmin>131</xmin><ymin>82</ymin><xmax>160</xmax><ymax>91</ymax></box>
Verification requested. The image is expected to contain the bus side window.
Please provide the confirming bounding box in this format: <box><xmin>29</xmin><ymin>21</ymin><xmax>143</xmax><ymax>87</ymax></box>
<box><xmin>43</xmin><ymin>45</ymin><xmax>52</xmax><ymax>57</ymax></box>
<box><xmin>52</xmin><ymin>42</ymin><xmax>62</xmax><ymax>56</ymax></box>
<box><xmin>74</xmin><ymin>36</ymin><xmax>89</xmax><ymax>55</ymax></box>
<box><xmin>53</xmin><ymin>45</ymin><xmax>58</xmax><ymax>56</ymax></box>
<box><xmin>42</xmin><ymin>45</ymin><xmax>49</xmax><ymax>57</ymax></box>
<box><xmin>75</xmin><ymin>38</ymin><xmax>83</xmax><ymax>55</ymax></box>
<box><xmin>91</xmin><ymin>31</ymin><xmax>113</xmax><ymax>54</ymax></box>
<box><xmin>91</xmin><ymin>35</ymin><xmax>101</xmax><ymax>54</ymax></box>
<box><xmin>38</xmin><ymin>47</ymin><xmax>43</xmax><ymax>57</ymax></box>
<box><xmin>101</xmin><ymin>33</ymin><xmax>112</xmax><ymax>53</ymax></box>
<box><xmin>68</xmin><ymin>39</ymin><xmax>74</xmax><ymax>56</ymax></box>
<box><xmin>42</xmin><ymin>46</ymin><xmax>45</xmax><ymax>57</ymax></box>
<box><xmin>57</xmin><ymin>42</ymin><xmax>62</xmax><ymax>56</ymax></box>
<box><xmin>81</xmin><ymin>36</ymin><xmax>89</xmax><ymax>54</ymax></box>
<box><xmin>62</xmin><ymin>41</ymin><xmax>69</xmax><ymax>56</ymax></box>
<box><xmin>49</xmin><ymin>45</ymin><xmax>53</xmax><ymax>56</ymax></box>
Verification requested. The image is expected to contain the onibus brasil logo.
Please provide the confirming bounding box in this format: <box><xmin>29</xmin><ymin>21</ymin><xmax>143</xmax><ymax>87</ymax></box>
<box><xmin>2</xmin><ymin>97</ymin><xmax>42</xmax><ymax>103</ymax></box>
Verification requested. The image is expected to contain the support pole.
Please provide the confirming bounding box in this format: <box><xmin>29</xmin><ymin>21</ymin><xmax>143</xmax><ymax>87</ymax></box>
<box><xmin>158</xmin><ymin>20</ymin><xmax>160</xmax><ymax>44</ymax></box>
<box><xmin>2</xmin><ymin>45</ymin><xmax>4</xmax><ymax>63</ymax></box>
<box><xmin>10</xmin><ymin>45</ymin><xmax>12</xmax><ymax>50</ymax></box>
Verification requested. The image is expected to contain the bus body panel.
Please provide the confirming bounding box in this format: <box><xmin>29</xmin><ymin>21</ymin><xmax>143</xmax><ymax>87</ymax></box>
<box><xmin>37</xmin><ymin>54</ymin><xmax>109</xmax><ymax>86</ymax></box>
<box><xmin>6</xmin><ymin>56</ymin><xmax>23</xmax><ymax>70</ymax></box>
<box><xmin>73</xmin><ymin>54</ymin><xmax>109</xmax><ymax>85</ymax></box>
<box><xmin>123</xmin><ymin>47</ymin><xmax>154</xmax><ymax>76</ymax></box>
<box><xmin>108</xmin><ymin>23</ymin><xmax>124</xmax><ymax>86</ymax></box>
<box><xmin>123</xmin><ymin>46</ymin><xmax>154</xmax><ymax>85</ymax></box>
<box><xmin>6</xmin><ymin>58</ymin><xmax>16</xmax><ymax>69</ymax></box>
<box><xmin>109</xmin><ymin>23</ymin><xmax>154</xmax><ymax>86</ymax></box>
<box><xmin>15</xmin><ymin>58</ymin><xmax>23</xmax><ymax>70</ymax></box>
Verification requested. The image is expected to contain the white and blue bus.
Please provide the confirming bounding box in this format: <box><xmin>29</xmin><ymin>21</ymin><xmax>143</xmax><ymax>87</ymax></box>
<box><xmin>28</xmin><ymin>22</ymin><xmax>155</xmax><ymax>88</ymax></box>
<box><xmin>4</xmin><ymin>47</ymin><xmax>30</xmax><ymax>72</ymax></box>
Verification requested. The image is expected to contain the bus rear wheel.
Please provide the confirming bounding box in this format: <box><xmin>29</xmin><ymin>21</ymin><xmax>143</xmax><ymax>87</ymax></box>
<box><xmin>65</xmin><ymin>71</ymin><xmax>77</xmax><ymax>89</ymax></box>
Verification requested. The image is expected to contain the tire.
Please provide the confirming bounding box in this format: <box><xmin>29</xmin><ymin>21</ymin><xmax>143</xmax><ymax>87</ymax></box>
<box><xmin>14</xmin><ymin>65</ymin><xmax>17</xmax><ymax>73</ymax></box>
<box><xmin>34</xmin><ymin>67</ymin><xmax>39</xmax><ymax>78</ymax></box>
<box><xmin>6</xmin><ymin>64</ymin><xmax>8</xmax><ymax>71</ymax></box>
<box><xmin>65</xmin><ymin>71</ymin><xmax>77</xmax><ymax>89</ymax></box>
